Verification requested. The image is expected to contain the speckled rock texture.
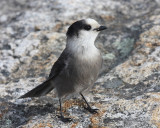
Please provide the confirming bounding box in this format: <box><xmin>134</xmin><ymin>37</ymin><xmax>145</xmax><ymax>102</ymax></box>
<box><xmin>0</xmin><ymin>0</ymin><xmax>160</xmax><ymax>127</ymax></box>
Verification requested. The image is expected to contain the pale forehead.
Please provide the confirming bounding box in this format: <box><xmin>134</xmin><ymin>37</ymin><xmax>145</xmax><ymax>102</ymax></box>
<box><xmin>85</xmin><ymin>18</ymin><xmax>100</xmax><ymax>27</ymax></box>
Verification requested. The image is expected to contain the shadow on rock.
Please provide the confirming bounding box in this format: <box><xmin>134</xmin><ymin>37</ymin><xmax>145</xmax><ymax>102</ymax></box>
<box><xmin>0</xmin><ymin>101</ymin><xmax>55</xmax><ymax>127</ymax></box>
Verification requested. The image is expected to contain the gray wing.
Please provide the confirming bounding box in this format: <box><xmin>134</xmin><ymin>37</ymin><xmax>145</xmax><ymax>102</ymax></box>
<box><xmin>48</xmin><ymin>49</ymin><xmax>68</xmax><ymax>79</ymax></box>
<box><xmin>19</xmin><ymin>49</ymin><xmax>69</xmax><ymax>98</ymax></box>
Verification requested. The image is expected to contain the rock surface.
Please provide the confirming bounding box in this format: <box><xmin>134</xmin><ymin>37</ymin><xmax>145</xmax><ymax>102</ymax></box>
<box><xmin>0</xmin><ymin>0</ymin><xmax>160</xmax><ymax>127</ymax></box>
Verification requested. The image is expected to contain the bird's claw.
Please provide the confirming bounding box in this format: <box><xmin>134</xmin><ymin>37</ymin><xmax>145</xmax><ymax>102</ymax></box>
<box><xmin>57</xmin><ymin>115</ymin><xmax>72</xmax><ymax>123</ymax></box>
<box><xmin>84</xmin><ymin>106</ymin><xmax>99</xmax><ymax>114</ymax></box>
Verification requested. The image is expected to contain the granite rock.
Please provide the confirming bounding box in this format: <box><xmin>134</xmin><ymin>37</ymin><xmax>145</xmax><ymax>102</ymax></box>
<box><xmin>0</xmin><ymin>0</ymin><xmax>160</xmax><ymax>127</ymax></box>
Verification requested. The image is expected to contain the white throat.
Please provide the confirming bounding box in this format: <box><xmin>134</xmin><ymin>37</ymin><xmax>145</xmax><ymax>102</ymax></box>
<box><xmin>66</xmin><ymin>35</ymin><xmax>99</xmax><ymax>60</ymax></box>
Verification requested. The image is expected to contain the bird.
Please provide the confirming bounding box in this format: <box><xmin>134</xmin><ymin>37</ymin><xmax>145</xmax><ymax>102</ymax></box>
<box><xmin>19</xmin><ymin>18</ymin><xmax>107</xmax><ymax>122</ymax></box>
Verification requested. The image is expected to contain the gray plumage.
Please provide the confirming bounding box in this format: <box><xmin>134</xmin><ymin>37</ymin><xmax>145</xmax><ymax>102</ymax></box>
<box><xmin>20</xmin><ymin>18</ymin><xmax>106</xmax><ymax>100</ymax></box>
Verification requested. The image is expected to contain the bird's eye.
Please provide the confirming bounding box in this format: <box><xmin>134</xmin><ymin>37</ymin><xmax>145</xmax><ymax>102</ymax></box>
<box><xmin>84</xmin><ymin>25</ymin><xmax>91</xmax><ymax>31</ymax></box>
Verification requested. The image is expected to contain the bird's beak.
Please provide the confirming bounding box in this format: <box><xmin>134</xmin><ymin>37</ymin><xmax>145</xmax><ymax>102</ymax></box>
<box><xmin>94</xmin><ymin>26</ymin><xmax>107</xmax><ymax>31</ymax></box>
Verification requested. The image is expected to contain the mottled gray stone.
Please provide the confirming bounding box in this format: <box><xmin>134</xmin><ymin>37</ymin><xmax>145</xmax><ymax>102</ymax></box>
<box><xmin>0</xmin><ymin>0</ymin><xmax>160</xmax><ymax>127</ymax></box>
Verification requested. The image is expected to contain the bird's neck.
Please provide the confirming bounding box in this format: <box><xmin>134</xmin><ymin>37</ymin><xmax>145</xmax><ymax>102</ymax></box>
<box><xmin>66</xmin><ymin>37</ymin><xmax>99</xmax><ymax>59</ymax></box>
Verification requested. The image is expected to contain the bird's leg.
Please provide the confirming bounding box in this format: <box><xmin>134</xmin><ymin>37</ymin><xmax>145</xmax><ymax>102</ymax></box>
<box><xmin>80</xmin><ymin>93</ymin><xmax>98</xmax><ymax>114</ymax></box>
<box><xmin>57</xmin><ymin>98</ymin><xmax>72</xmax><ymax>123</ymax></box>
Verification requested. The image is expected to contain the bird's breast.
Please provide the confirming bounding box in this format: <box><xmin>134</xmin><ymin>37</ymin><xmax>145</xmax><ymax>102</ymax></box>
<box><xmin>70</xmin><ymin>46</ymin><xmax>102</xmax><ymax>84</ymax></box>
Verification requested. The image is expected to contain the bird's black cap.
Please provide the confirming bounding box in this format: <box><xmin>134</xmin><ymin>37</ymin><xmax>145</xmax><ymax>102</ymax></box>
<box><xmin>66</xmin><ymin>19</ymin><xmax>107</xmax><ymax>37</ymax></box>
<box><xmin>66</xmin><ymin>20</ymin><xmax>85</xmax><ymax>37</ymax></box>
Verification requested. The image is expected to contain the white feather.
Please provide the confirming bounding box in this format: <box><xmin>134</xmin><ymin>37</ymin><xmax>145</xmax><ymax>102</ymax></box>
<box><xmin>66</xmin><ymin>18</ymin><xmax>101</xmax><ymax>60</ymax></box>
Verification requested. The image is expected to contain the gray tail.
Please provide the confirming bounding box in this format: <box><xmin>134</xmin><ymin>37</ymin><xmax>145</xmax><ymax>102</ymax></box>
<box><xmin>19</xmin><ymin>79</ymin><xmax>54</xmax><ymax>98</ymax></box>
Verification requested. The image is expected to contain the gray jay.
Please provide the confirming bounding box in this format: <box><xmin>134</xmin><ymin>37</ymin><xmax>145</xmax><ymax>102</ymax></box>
<box><xmin>19</xmin><ymin>18</ymin><xmax>107</xmax><ymax>122</ymax></box>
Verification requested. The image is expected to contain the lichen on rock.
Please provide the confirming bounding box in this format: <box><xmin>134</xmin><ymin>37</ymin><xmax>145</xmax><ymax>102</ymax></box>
<box><xmin>0</xmin><ymin>0</ymin><xmax>160</xmax><ymax>127</ymax></box>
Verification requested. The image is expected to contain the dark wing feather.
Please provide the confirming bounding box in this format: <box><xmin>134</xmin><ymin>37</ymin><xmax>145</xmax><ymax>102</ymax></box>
<box><xmin>19</xmin><ymin>49</ymin><xmax>69</xmax><ymax>98</ymax></box>
<box><xmin>49</xmin><ymin>49</ymin><xmax>68</xmax><ymax>78</ymax></box>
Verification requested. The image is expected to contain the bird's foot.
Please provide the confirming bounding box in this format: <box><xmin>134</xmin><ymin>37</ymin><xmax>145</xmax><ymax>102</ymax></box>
<box><xmin>84</xmin><ymin>106</ymin><xmax>99</xmax><ymax>114</ymax></box>
<box><xmin>57</xmin><ymin>115</ymin><xmax>72</xmax><ymax>123</ymax></box>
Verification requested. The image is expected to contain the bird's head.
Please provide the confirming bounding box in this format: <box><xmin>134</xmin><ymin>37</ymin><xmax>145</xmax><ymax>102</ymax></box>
<box><xmin>66</xmin><ymin>18</ymin><xmax>107</xmax><ymax>42</ymax></box>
